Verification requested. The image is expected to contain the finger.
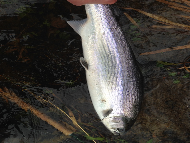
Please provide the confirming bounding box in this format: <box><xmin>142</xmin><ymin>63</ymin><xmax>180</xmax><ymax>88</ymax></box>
<box><xmin>68</xmin><ymin>0</ymin><xmax>117</xmax><ymax>6</ymax></box>
<box><xmin>90</xmin><ymin>0</ymin><xmax>117</xmax><ymax>4</ymax></box>
<box><xmin>82</xmin><ymin>0</ymin><xmax>117</xmax><ymax>5</ymax></box>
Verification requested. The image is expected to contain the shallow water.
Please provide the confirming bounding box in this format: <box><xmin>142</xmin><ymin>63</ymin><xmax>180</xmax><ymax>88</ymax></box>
<box><xmin>0</xmin><ymin>0</ymin><xmax>190</xmax><ymax>142</ymax></box>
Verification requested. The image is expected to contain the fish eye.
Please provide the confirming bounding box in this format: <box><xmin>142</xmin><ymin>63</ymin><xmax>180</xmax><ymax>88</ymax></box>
<box><xmin>102</xmin><ymin>109</ymin><xmax>113</xmax><ymax>118</ymax></box>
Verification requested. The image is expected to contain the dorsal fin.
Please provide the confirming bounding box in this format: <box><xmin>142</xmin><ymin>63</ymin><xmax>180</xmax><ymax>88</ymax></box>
<box><xmin>67</xmin><ymin>19</ymin><xmax>87</xmax><ymax>36</ymax></box>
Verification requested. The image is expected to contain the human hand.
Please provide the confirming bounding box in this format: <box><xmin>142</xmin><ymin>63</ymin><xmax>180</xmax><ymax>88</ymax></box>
<box><xmin>67</xmin><ymin>0</ymin><xmax>117</xmax><ymax>6</ymax></box>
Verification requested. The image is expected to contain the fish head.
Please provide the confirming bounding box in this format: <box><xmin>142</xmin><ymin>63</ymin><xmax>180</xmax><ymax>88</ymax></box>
<box><xmin>102</xmin><ymin>114</ymin><xmax>136</xmax><ymax>135</ymax></box>
<box><xmin>100</xmin><ymin>92</ymin><xmax>141</xmax><ymax>135</ymax></box>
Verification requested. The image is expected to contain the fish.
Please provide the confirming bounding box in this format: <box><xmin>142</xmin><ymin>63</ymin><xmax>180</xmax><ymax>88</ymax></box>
<box><xmin>67</xmin><ymin>4</ymin><xmax>143</xmax><ymax>135</ymax></box>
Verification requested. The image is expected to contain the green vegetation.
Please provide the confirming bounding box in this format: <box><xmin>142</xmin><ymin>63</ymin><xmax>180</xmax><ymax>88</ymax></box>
<box><xmin>183</xmin><ymin>74</ymin><xmax>190</xmax><ymax>78</ymax></box>
<box><xmin>157</xmin><ymin>61</ymin><xmax>179</xmax><ymax>68</ymax></box>
<box><xmin>146</xmin><ymin>139</ymin><xmax>153</xmax><ymax>143</ymax></box>
<box><xmin>155</xmin><ymin>61</ymin><xmax>189</xmax><ymax>84</ymax></box>
<box><xmin>16</xmin><ymin>6</ymin><xmax>27</xmax><ymax>14</ymax></box>
<box><xmin>85</xmin><ymin>135</ymin><xmax>105</xmax><ymax>141</ymax></box>
<box><xmin>169</xmin><ymin>72</ymin><xmax>177</xmax><ymax>76</ymax></box>
<box><xmin>43</xmin><ymin>20</ymin><xmax>51</xmax><ymax>27</ymax></box>
<box><xmin>173</xmin><ymin>79</ymin><xmax>180</xmax><ymax>84</ymax></box>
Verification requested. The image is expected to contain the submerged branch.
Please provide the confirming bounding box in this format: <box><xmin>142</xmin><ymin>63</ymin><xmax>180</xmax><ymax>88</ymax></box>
<box><xmin>140</xmin><ymin>44</ymin><xmax>190</xmax><ymax>55</ymax></box>
<box><xmin>0</xmin><ymin>88</ymin><xmax>73</xmax><ymax>136</ymax></box>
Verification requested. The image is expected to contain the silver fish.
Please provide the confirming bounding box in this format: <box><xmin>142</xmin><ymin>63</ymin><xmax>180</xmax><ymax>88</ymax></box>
<box><xmin>67</xmin><ymin>4</ymin><xmax>143</xmax><ymax>135</ymax></box>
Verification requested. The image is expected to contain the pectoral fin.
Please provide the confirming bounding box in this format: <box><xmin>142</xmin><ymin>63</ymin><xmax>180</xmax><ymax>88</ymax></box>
<box><xmin>80</xmin><ymin>57</ymin><xmax>88</xmax><ymax>70</ymax></box>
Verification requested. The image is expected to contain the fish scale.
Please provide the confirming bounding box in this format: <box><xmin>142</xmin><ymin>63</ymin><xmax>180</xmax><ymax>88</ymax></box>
<box><xmin>67</xmin><ymin>4</ymin><xmax>143</xmax><ymax>135</ymax></box>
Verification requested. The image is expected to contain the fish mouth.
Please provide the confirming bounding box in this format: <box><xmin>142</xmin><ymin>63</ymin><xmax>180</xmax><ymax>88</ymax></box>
<box><xmin>102</xmin><ymin>115</ymin><xmax>136</xmax><ymax>136</ymax></box>
<box><xmin>102</xmin><ymin>116</ymin><xmax>126</xmax><ymax>135</ymax></box>
<box><xmin>110</xmin><ymin>127</ymin><xmax>126</xmax><ymax>136</ymax></box>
